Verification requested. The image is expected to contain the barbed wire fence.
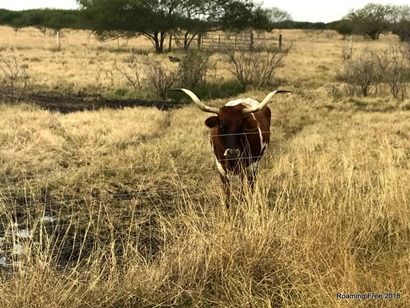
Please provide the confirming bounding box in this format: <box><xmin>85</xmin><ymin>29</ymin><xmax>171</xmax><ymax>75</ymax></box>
<box><xmin>0</xmin><ymin>130</ymin><xmax>294</xmax><ymax>268</ymax></box>
<box><xmin>0</xmin><ymin>131</ymin><xmax>286</xmax><ymax>205</ymax></box>
<box><xmin>0</xmin><ymin>129</ymin><xmax>288</xmax><ymax>233</ymax></box>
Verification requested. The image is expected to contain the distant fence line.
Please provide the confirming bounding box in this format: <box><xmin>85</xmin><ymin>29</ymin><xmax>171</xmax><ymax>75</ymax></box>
<box><xmin>172</xmin><ymin>32</ymin><xmax>283</xmax><ymax>51</ymax></box>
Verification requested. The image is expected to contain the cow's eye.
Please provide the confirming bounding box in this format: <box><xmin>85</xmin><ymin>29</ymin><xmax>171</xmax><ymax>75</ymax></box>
<box><xmin>219</xmin><ymin>123</ymin><xmax>226</xmax><ymax>132</ymax></box>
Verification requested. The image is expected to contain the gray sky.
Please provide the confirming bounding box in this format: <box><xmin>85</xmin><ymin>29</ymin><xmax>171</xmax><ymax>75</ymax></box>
<box><xmin>0</xmin><ymin>0</ymin><xmax>79</xmax><ymax>11</ymax></box>
<box><xmin>0</xmin><ymin>0</ymin><xmax>409</xmax><ymax>23</ymax></box>
<box><xmin>263</xmin><ymin>0</ymin><xmax>410</xmax><ymax>22</ymax></box>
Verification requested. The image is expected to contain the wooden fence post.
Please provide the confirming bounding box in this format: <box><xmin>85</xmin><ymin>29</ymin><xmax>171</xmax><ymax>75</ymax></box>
<box><xmin>250</xmin><ymin>32</ymin><xmax>254</xmax><ymax>50</ymax></box>
<box><xmin>198</xmin><ymin>33</ymin><xmax>202</xmax><ymax>49</ymax></box>
<box><xmin>56</xmin><ymin>30</ymin><xmax>61</xmax><ymax>49</ymax></box>
<box><xmin>278</xmin><ymin>34</ymin><xmax>282</xmax><ymax>50</ymax></box>
<box><xmin>168</xmin><ymin>33</ymin><xmax>173</xmax><ymax>52</ymax></box>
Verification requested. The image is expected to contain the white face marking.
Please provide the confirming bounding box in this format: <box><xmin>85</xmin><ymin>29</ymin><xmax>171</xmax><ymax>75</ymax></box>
<box><xmin>250</xmin><ymin>113</ymin><xmax>268</xmax><ymax>155</ymax></box>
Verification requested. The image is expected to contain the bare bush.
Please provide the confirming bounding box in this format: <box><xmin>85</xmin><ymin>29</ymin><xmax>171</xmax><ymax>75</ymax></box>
<box><xmin>337</xmin><ymin>51</ymin><xmax>382</xmax><ymax>96</ymax></box>
<box><xmin>342</xmin><ymin>39</ymin><xmax>353</xmax><ymax>60</ymax></box>
<box><xmin>342</xmin><ymin>46</ymin><xmax>352</xmax><ymax>60</ymax></box>
<box><xmin>376</xmin><ymin>46</ymin><xmax>410</xmax><ymax>101</ymax></box>
<box><xmin>95</xmin><ymin>67</ymin><xmax>114</xmax><ymax>87</ymax></box>
<box><xmin>0</xmin><ymin>56</ymin><xmax>30</xmax><ymax>103</ymax></box>
<box><xmin>177</xmin><ymin>50</ymin><xmax>214</xmax><ymax>88</ymax></box>
<box><xmin>114</xmin><ymin>53</ymin><xmax>143</xmax><ymax>91</ymax></box>
<box><xmin>338</xmin><ymin>46</ymin><xmax>410</xmax><ymax>99</ymax></box>
<box><xmin>226</xmin><ymin>46</ymin><xmax>291</xmax><ymax>91</ymax></box>
<box><xmin>326</xmin><ymin>83</ymin><xmax>344</xmax><ymax>99</ymax></box>
<box><xmin>146</xmin><ymin>59</ymin><xmax>180</xmax><ymax>100</ymax></box>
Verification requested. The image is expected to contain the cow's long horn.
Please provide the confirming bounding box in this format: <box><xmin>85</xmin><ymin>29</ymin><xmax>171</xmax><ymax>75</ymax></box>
<box><xmin>175</xmin><ymin>88</ymin><xmax>219</xmax><ymax>114</ymax></box>
<box><xmin>242</xmin><ymin>90</ymin><xmax>291</xmax><ymax>114</ymax></box>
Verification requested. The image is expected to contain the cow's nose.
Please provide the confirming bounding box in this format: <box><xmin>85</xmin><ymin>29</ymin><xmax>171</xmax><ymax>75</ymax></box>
<box><xmin>223</xmin><ymin>148</ymin><xmax>240</xmax><ymax>158</ymax></box>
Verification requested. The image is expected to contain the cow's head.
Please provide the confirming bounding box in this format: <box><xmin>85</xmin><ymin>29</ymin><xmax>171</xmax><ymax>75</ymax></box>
<box><xmin>176</xmin><ymin>88</ymin><xmax>289</xmax><ymax>158</ymax></box>
<box><xmin>203</xmin><ymin>105</ymin><xmax>261</xmax><ymax>158</ymax></box>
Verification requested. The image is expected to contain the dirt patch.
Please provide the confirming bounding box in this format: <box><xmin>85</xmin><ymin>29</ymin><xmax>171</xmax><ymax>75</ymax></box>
<box><xmin>0</xmin><ymin>90</ymin><xmax>184</xmax><ymax>113</ymax></box>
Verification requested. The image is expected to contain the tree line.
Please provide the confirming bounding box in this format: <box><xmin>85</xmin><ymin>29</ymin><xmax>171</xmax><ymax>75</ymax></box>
<box><xmin>0</xmin><ymin>1</ymin><xmax>409</xmax><ymax>53</ymax></box>
<box><xmin>331</xmin><ymin>3</ymin><xmax>410</xmax><ymax>41</ymax></box>
<box><xmin>0</xmin><ymin>0</ymin><xmax>291</xmax><ymax>53</ymax></box>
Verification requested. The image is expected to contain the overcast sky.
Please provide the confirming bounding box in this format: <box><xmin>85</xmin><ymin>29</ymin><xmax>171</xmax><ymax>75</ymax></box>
<box><xmin>0</xmin><ymin>0</ymin><xmax>409</xmax><ymax>23</ymax></box>
<box><xmin>0</xmin><ymin>0</ymin><xmax>79</xmax><ymax>12</ymax></box>
<box><xmin>263</xmin><ymin>0</ymin><xmax>409</xmax><ymax>22</ymax></box>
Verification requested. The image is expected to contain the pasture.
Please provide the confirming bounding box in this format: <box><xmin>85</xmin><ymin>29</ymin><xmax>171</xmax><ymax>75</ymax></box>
<box><xmin>0</xmin><ymin>26</ymin><xmax>409</xmax><ymax>307</ymax></box>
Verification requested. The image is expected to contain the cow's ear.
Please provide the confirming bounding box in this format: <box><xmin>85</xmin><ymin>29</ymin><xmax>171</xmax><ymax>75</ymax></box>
<box><xmin>205</xmin><ymin>116</ymin><xmax>219</xmax><ymax>128</ymax></box>
<box><xmin>242</xmin><ymin>117</ymin><xmax>259</xmax><ymax>132</ymax></box>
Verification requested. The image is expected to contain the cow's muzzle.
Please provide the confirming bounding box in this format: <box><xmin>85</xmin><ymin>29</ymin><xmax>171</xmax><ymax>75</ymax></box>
<box><xmin>223</xmin><ymin>148</ymin><xmax>240</xmax><ymax>158</ymax></box>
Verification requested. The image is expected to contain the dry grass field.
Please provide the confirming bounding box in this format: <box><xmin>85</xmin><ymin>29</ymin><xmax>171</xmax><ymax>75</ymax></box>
<box><xmin>0</xmin><ymin>26</ymin><xmax>409</xmax><ymax>307</ymax></box>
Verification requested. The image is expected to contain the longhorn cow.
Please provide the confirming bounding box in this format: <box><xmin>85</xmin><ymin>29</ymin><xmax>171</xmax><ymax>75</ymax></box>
<box><xmin>177</xmin><ymin>88</ymin><xmax>289</xmax><ymax>207</ymax></box>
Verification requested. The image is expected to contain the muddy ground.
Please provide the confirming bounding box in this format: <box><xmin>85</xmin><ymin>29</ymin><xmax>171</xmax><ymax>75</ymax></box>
<box><xmin>0</xmin><ymin>89</ymin><xmax>183</xmax><ymax>113</ymax></box>
<box><xmin>0</xmin><ymin>87</ymin><xmax>189</xmax><ymax>268</ymax></box>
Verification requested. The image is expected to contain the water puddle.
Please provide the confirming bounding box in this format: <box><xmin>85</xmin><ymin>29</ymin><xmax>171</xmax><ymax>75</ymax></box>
<box><xmin>18</xmin><ymin>229</ymin><xmax>31</xmax><ymax>239</ymax></box>
<box><xmin>0</xmin><ymin>215</ymin><xmax>56</xmax><ymax>267</ymax></box>
<box><xmin>42</xmin><ymin>216</ymin><xmax>56</xmax><ymax>223</ymax></box>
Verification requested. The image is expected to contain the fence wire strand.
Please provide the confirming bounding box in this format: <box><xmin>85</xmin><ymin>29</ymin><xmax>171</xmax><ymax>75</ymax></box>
<box><xmin>0</xmin><ymin>129</ymin><xmax>281</xmax><ymax>183</ymax></box>
<box><xmin>0</xmin><ymin>129</ymin><xmax>285</xmax><ymax>229</ymax></box>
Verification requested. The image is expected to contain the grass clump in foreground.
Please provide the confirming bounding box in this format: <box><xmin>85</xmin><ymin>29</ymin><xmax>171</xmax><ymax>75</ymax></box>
<box><xmin>0</xmin><ymin>95</ymin><xmax>409</xmax><ymax>307</ymax></box>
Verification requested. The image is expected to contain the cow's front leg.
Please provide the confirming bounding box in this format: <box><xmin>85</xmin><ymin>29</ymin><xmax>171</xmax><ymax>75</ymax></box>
<box><xmin>246</xmin><ymin>162</ymin><xmax>259</xmax><ymax>193</ymax></box>
<box><xmin>216</xmin><ymin>159</ymin><xmax>231</xmax><ymax>208</ymax></box>
<box><xmin>247</xmin><ymin>173</ymin><xmax>256</xmax><ymax>193</ymax></box>
<box><xmin>219</xmin><ymin>172</ymin><xmax>231</xmax><ymax>209</ymax></box>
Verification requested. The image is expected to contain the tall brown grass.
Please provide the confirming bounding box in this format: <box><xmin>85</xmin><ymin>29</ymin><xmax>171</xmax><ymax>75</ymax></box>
<box><xmin>0</xmin><ymin>27</ymin><xmax>409</xmax><ymax>307</ymax></box>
